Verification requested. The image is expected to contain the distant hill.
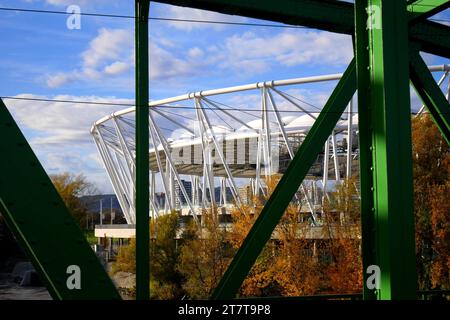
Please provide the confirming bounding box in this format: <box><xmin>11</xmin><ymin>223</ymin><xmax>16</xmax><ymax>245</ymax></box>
<box><xmin>79</xmin><ymin>194</ymin><xmax>122</xmax><ymax>213</ymax></box>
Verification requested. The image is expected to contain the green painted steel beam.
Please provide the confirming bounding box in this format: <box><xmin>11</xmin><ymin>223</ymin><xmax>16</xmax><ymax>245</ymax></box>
<box><xmin>135</xmin><ymin>0</ymin><xmax>150</xmax><ymax>301</ymax></box>
<box><xmin>410</xmin><ymin>51</ymin><xmax>450</xmax><ymax>145</ymax></box>
<box><xmin>354</xmin><ymin>1</ymin><xmax>376</xmax><ymax>301</ymax></box>
<box><xmin>153</xmin><ymin>0</ymin><xmax>450</xmax><ymax>58</ymax></box>
<box><xmin>0</xmin><ymin>99</ymin><xmax>121</xmax><ymax>300</ymax></box>
<box><xmin>408</xmin><ymin>0</ymin><xmax>450</xmax><ymax>21</ymax></box>
<box><xmin>211</xmin><ymin>59</ymin><xmax>357</xmax><ymax>299</ymax></box>
<box><xmin>153</xmin><ymin>0</ymin><xmax>354</xmax><ymax>34</ymax></box>
<box><xmin>355</xmin><ymin>0</ymin><xmax>417</xmax><ymax>300</ymax></box>
<box><xmin>410</xmin><ymin>21</ymin><xmax>450</xmax><ymax>59</ymax></box>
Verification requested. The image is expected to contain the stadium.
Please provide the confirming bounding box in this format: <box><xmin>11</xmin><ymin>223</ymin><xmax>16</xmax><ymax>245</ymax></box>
<box><xmin>91</xmin><ymin>72</ymin><xmax>361</xmax><ymax>225</ymax></box>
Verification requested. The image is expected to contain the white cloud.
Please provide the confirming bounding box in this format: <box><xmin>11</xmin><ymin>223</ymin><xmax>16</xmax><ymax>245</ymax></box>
<box><xmin>163</xmin><ymin>6</ymin><xmax>247</xmax><ymax>31</ymax></box>
<box><xmin>46</xmin><ymin>71</ymin><xmax>79</xmax><ymax>88</ymax></box>
<box><xmin>82</xmin><ymin>28</ymin><xmax>132</xmax><ymax>68</ymax></box>
<box><xmin>149</xmin><ymin>42</ymin><xmax>194</xmax><ymax>80</ymax></box>
<box><xmin>104</xmin><ymin>61</ymin><xmax>130</xmax><ymax>75</ymax></box>
<box><xmin>5</xmin><ymin>93</ymin><xmax>132</xmax><ymax>146</ymax></box>
<box><xmin>46</xmin><ymin>28</ymin><xmax>134</xmax><ymax>87</ymax></box>
<box><xmin>188</xmin><ymin>47</ymin><xmax>204</xmax><ymax>59</ymax></box>
<box><xmin>4</xmin><ymin>94</ymin><xmax>132</xmax><ymax>192</ymax></box>
<box><xmin>25</xmin><ymin>0</ymin><xmax>114</xmax><ymax>7</ymax></box>
<box><xmin>46</xmin><ymin>27</ymin><xmax>199</xmax><ymax>87</ymax></box>
<box><xmin>212</xmin><ymin>30</ymin><xmax>352</xmax><ymax>75</ymax></box>
<box><xmin>45</xmin><ymin>27</ymin><xmax>352</xmax><ymax>88</ymax></box>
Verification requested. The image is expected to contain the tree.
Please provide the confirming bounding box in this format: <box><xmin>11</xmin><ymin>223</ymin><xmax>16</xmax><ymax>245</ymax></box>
<box><xmin>430</xmin><ymin>183</ymin><xmax>450</xmax><ymax>289</ymax></box>
<box><xmin>177</xmin><ymin>209</ymin><xmax>234</xmax><ymax>299</ymax></box>
<box><xmin>322</xmin><ymin>177</ymin><xmax>362</xmax><ymax>294</ymax></box>
<box><xmin>112</xmin><ymin>212</ymin><xmax>184</xmax><ymax>299</ymax></box>
<box><xmin>112</xmin><ymin>238</ymin><xmax>136</xmax><ymax>275</ymax></box>
<box><xmin>411</xmin><ymin>114</ymin><xmax>450</xmax><ymax>290</ymax></box>
<box><xmin>150</xmin><ymin>212</ymin><xmax>184</xmax><ymax>299</ymax></box>
<box><xmin>229</xmin><ymin>177</ymin><xmax>323</xmax><ymax>297</ymax></box>
<box><xmin>50</xmin><ymin>172</ymin><xmax>96</xmax><ymax>229</ymax></box>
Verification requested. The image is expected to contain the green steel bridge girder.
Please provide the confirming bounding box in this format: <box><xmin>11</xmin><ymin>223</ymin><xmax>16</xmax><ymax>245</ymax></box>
<box><xmin>153</xmin><ymin>0</ymin><xmax>450</xmax><ymax>59</ymax></box>
<box><xmin>355</xmin><ymin>0</ymin><xmax>416</xmax><ymax>300</ymax></box>
<box><xmin>408</xmin><ymin>0</ymin><xmax>450</xmax><ymax>21</ymax></box>
<box><xmin>410</xmin><ymin>50</ymin><xmax>450</xmax><ymax>145</ymax></box>
<box><xmin>135</xmin><ymin>0</ymin><xmax>151</xmax><ymax>301</ymax></box>
<box><xmin>211</xmin><ymin>59</ymin><xmax>357</xmax><ymax>299</ymax></box>
<box><xmin>207</xmin><ymin>0</ymin><xmax>449</xmax><ymax>300</ymax></box>
<box><xmin>0</xmin><ymin>99</ymin><xmax>121</xmax><ymax>300</ymax></box>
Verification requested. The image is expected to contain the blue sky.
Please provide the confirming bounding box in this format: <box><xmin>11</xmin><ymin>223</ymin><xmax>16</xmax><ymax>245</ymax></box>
<box><xmin>0</xmin><ymin>0</ymin><xmax>449</xmax><ymax>193</ymax></box>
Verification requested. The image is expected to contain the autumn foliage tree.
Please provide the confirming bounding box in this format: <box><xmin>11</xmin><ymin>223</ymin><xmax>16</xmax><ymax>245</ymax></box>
<box><xmin>228</xmin><ymin>176</ymin><xmax>362</xmax><ymax>297</ymax></box>
<box><xmin>229</xmin><ymin>177</ymin><xmax>323</xmax><ymax>297</ymax></box>
<box><xmin>149</xmin><ymin>212</ymin><xmax>184</xmax><ymax>299</ymax></box>
<box><xmin>177</xmin><ymin>209</ymin><xmax>234</xmax><ymax>299</ymax></box>
<box><xmin>50</xmin><ymin>172</ymin><xmax>96</xmax><ymax>229</ymax></box>
<box><xmin>412</xmin><ymin>114</ymin><xmax>450</xmax><ymax>290</ymax></box>
<box><xmin>112</xmin><ymin>212</ymin><xmax>185</xmax><ymax>299</ymax></box>
<box><xmin>322</xmin><ymin>177</ymin><xmax>362</xmax><ymax>294</ymax></box>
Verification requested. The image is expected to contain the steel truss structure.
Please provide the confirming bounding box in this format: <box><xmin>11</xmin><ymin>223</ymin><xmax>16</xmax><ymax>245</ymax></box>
<box><xmin>91</xmin><ymin>65</ymin><xmax>449</xmax><ymax>227</ymax></box>
<box><xmin>0</xmin><ymin>0</ymin><xmax>449</xmax><ymax>300</ymax></box>
<box><xmin>92</xmin><ymin>73</ymin><xmax>360</xmax><ymax>225</ymax></box>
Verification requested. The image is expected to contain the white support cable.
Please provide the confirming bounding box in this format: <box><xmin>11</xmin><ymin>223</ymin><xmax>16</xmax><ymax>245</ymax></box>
<box><xmin>151</xmin><ymin>108</ymin><xmax>195</xmax><ymax>135</ymax></box>
<box><xmin>148</xmin><ymin>121</ymin><xmax>173</xmax><ymax>212</ymax></box>
<box><xmin>322</xmin><ymin>138</ymin><xmax>330</xmax><ymax>206</ymax></box>
<box><xmin>267</xmin><ymin>89</ymin><xmax>318</xmax><ymax>223</ymax></box>
<box><xmin>191</xmin><ymin>175</ymin><xmax>198</xmax><ymax>208</ymax></box>
<box><xmin>168</xmin><ymin>161</ymin><xmax>175</xmax><ymax>209</ymax></box>
<box><xmin>270</xmin><ymin>88</ymin><xmax>317</xmax><ymax>120</ymax></box>
<box><xmin>201</xmin><ymin>163</ymin><xmax>208</xmax><ymax>209</ymax></box>
<box><xmin>149</xmin><ymin>109</ymin><xmax>200</xmax><ymax>223</ymax></box>
<box><xmin>94</xmin><ymin>130</ymin><xmax>134</xmax><ymax>224</ymax></box>
<box><xmin>195</xmin><ymin>99</ymin><xmax>216</xmax><ymax>206</ymax></box>
<box><xmin>447</xmin><ymin>73</ymin><xmax>450</xmax><ymax>103</ymax></box>
<box><xmin>197</xmin><ymin>99</ymin><xmax>243</xmax><ymax>207</ymax></box>
<box><xmin>346</xmin><ymin>98</ymin><xmax>353</xmax><ymax>179</ymax></box>
<box><xmin>331</xmin><ymin>130</ymin><xmax>341</xmax><ymax>182</ymax></box>
<box><xmin>113</xmin><ymin>150</ymin><xmax>132</xmax><ymax>197</ymax></box>
<box><xmin>112</xmin><ymin>117</ymin><xmax>135</xmax><ymax>173</ymax></box>
<box><xmin>416</xmin><ymin>71</ymin><xmax>448</xmax><ymax>116</ymax></box>
<box><xmin>91</xmin><ymin>64</ymin><xmax>449</xmax><ymax>127</ymax></box>
<box><xmin>261</xmin><ymin>88</ymin><xmax>272</xmax><ymax>178</ymax></box>
<box><xmin>202</xmin><ymin>97</ymin><xmax>258</xmax><ymax>132</ymax></box>
<box><xmin>255</xmin><ymin>131</ymin><xmax>267</xmax><ymax>198</ymax></box>
<box><xmin>97</xmin><ymin>129</ymin><xmax>130</xmax><ymax>208</ymax></box>
<box><xmin>147</xmin><ymin>170</ymin><xmax>159</xmax><ymax>219</ymax></box>
<box><xmin>150</xmin><ymin>171</ymin><xmax>157</xmax><ymax>219</ymax></box>
<box><xmin>254</xmin><ymin>133</ymin><xmax>262</xmax><ymax>197</ymax></box>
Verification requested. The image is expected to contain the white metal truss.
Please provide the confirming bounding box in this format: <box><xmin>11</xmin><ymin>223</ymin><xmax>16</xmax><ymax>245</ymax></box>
<box><xmin>90</xmin><ymin>65</ymin><xmax>449</xmax><ymax>225</ymax></box>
